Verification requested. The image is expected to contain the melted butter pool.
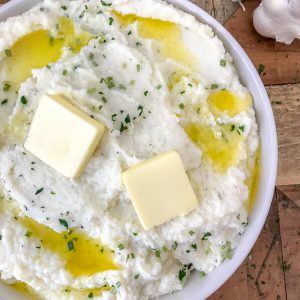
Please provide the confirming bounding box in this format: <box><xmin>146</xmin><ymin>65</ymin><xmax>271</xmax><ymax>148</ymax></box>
<box><xmin>208</xmin><ymin>90</ymin><xmax>252</xmax><ymax>117</ymax></box>
<box><xmin>115</xmin><ymin>13</ymin><xmax>195</xmax><ymax>68</ymax></box>
<box><xmin>185</xmin><ymin>123</ymin><xmax>243</xmax><ymax>172</ymax></box>
<box><xmin>244</xmin><ymin>147</ymin><xmax>260</xmax><ymax>212</ymax></box>
<box><xmin>20</xmin><ymin>217</ymin><xmax>118</xmax><ymax>278</ymax></box>
<box><xmin>2</xmin><ymin>17</ymin><xmax>92</xmax><ymax>88</ymax></box>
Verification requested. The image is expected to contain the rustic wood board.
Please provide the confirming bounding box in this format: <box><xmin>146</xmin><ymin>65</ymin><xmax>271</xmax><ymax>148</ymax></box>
<box><xmin>0</xmin><ymin>0</ymin><xmax>299</xmax><ymax>299</ymax></box>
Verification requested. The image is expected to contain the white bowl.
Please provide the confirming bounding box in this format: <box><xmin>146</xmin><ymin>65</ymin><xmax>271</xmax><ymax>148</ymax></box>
<box><xmin>0</xmin><ymin>1</ymin><xmax>278</xmax><ymax>299</ymax></box>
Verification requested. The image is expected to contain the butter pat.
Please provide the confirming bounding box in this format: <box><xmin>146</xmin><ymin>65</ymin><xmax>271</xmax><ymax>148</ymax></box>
<box><xmin>123</xmin><ymin>150</ymin><xmax>198</xmax><ymax>230</ymax></box>
<box><xmin>24</xmin><ymin>94</ymin><xmax>105</xmax><ymax>177</ymax></box>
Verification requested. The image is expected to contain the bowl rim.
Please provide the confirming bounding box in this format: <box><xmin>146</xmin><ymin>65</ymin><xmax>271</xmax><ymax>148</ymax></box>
<box><xmin>0</xmin><ymin>1</ymin><xmax>278</xmax><ymax>300</ymax></box>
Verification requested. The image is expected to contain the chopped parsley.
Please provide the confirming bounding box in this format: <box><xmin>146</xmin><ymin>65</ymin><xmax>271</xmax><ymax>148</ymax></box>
<box><xmin>189</xmin><ymin>230</ymin><xmax>195</xmax><ymax>236</ymax></box>
<box><xmin>101</xmin><ymin>0</ymin><xmax>112</xmax><ymax>6</ymax></box>
<box><xmin>154</xmin><ymin>250</ymin><xmax>161</xmax><ymax>258</ymax></box>
<box><xmin>61</xmin><ymin>5</ymin><xmax>67</xmax><ymax>10</ymax></box>
<box><xmin>25</xmin><ymin>231</ymin><xmax>33</xmax><ymax>238</ymax></box>
<box><xmin>136</xmin><ymin>42</ymin><xmax>142</xmax><ymax>47</ymax></box>
<box><xmin>117</xmin><ymin>243</ymin><xmax>125</xmax><ymax>250</ymax></box>
<box><xmin>144</xmin><ymin>90</ymin><xmax>149</xmax><ymax>96</ymax></box>
<box><xmin>1</xmin><ymin>99</ymin><xmax>8</xmax><ymax>105</ymax></box>
<box><xmin>62</xmin><ymin>69</ymin><xmax>68</xmax><ymax>75</ymax></box>
<box><xmin>118</xmin><ymin>84</ymin><xmax>127</xmax><ymax>90</ymax></box>
<box><xmin>3</xmin><ymin>82</ymin><xmax>11</xmax><ymax>92</ymax></box>
<box><xmin>20</xmin><ymin>96</ymin><xmax>28</xmax><ymax>104</ymax></box>
<box><xmin>134</xmin><ymin>273</ymin><xmax>139</xmax><ymax>279</ymax></box>
<box><xmin>108</xmin><ymin>17</ymin><xmax>114</xmax><ymax>26</ymax></box>
<box><xmin>199</xmin><ymin>271</ymin><xmax>206</xmax><ymax>277</ymax></box>
<box><xmin>59</xmin><ymin>219</ymin><xmax>69</xmax><ymax>229</ymax></box>
<box><xmin>220</xmin><ymin>241</ymin><xmax>233</xmax><ymax>259</ymax></box>
<box><xmin>136</xmin><ymin>64</ymin><xmax>141</xmax><ymax>72</ymax></box>
<box><xmin>178</xmin><ymin>268</ymin><xmax>187</xmax><ymax>282</ymax></box>
<box><xmin>98</xmin><ymin>32</ymin><xmax>106</xmax><ymax>44</ymax></box>
<box><xmin>211</xmin><ymin>83</ymin><xmax>219</xmax><ymax>89</ymax></box>
<box><xmin>133</xmin><ymin>232</ymin><xmax>138</xmax><ymax>236</ymax></box>
<box><xmin>179</xmin><ymin>103</ymin><xmax>185</xmax><ymax>109</ymax></box>
<box><xmin>191</xmin><ymin>243</ymin><xmax>197</xmax><ymax>251</ymax></box>
<box><xmin>4</xmin><ymin>49</ymin><xmax>12</xmax><ymax>57</ymax></box>
<box><xmin>130</xmin><ymin>80</ymin><xmax>136</xmax><ymax>85</ymax></box>
<box><xmin>156</xmin><ymin>84</ymin><xmax>162</xmax><ymax>90</ymax></box>
<box><xmin>172</xmin><ymin>241</ymin><xmax>178</xmax><ymax>250</ymax></box>
<box><xmin>104</xmin><ymin>77</ymin><xmax>115</xmax><ymax>89</ymax></box>
<box><xmin>220</xmin><ymin>59</ymin><xmax>226</xmax><ymax>67</ymax></box>
<box><xmin>35</xmin><ymin>187</ymin><xmax>44</xmax><ymax>195</ymax></box>
<box><xmin>124</xmin><ymin>114</ymin><xmax>130</xmax><ymax>123</ymax></box>
<box><xmin>258</xmin><ymin>64</ymin><xmax>265</xmax><ymax>75</ymax></box>
<box><xmin>67</xmin><ymin>240</ymin><xmax>75</xmax><ymax>251</ymax></box>
<box><xmin>201</xmin><ymin>232</ymin><xmax>212</xmax><ymax>240</ymax></box>
<box><xmin>88</xmin><ymin>292</ymin><xmax>94</xmax><ymax>298</ymax></box>
<box><xmin>120</xmin><ymin>122</ymin><xmax>128</xmax><ymax>133</ymax></box>
<box><xmin>111</xmin><ymin>113</ymin><xmax>117</xmax><ymax>121</ymax></box>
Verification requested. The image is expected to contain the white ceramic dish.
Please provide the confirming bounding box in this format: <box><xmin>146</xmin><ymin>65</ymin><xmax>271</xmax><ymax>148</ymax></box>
<box><xmin>0</xmin><ymin>1</ymin><xmax>278</xmax><ymax>299</ymax></box>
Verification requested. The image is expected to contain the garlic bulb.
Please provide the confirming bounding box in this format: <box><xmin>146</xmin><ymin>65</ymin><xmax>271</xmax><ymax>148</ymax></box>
<box><xmin>253</xmin><ymin>0</ymin><xmax>300</xmax><ymax>44</ymax></box>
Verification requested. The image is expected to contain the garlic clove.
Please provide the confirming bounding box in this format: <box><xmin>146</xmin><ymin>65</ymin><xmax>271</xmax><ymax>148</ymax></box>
<box><xmin>252</xmin><ymin>0</ymin><xmax>300</xmax><ymax>44</ymax></box>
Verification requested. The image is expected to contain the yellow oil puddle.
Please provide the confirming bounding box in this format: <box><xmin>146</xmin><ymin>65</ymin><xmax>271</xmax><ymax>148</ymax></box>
<box><xmin>4</xmin><ymin>281</ymin><xmax>41</xmax><ymax>300</ymax></box>
<box><xmin>208</xmin><ymin>90</ymin><xmax>252</xmax><ymax>117</ymax></box>
<box><xmin>20</xmin><ymin>217</ymin><xmax>118</xmax><ymax>278</ymax></box>
<box><xmin>244</xmin><ymin>147</ymin><xmax>261</xmax><ymax>212</ymax></box>
<box><xmin>185</xmin><ymin>123</ymin><xmax>243</xmax><ymax>172</ymax></box>
<box><xmin>2</xmin><ymin>17</ymin><xmax>92</xmax><ymax>88</ymax></box>
<box><xmin>114</xmin><ymin>12</ymin><xmax>195</xmax><ymax>68</ymax></box>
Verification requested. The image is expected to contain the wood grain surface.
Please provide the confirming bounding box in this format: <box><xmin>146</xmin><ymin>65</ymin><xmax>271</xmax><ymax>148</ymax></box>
<box><xmin>0</xmin><ymin>0</ymin><xmax>299</xmax><ymax>299</ymax></box>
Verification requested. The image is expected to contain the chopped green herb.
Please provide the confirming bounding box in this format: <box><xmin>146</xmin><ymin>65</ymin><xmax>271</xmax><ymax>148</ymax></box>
<box><xmin>201</xmin><ymin>232</ymin><xmax>212</xmax><ymax>240</ymax></box>
<box><xmin>136</xmin><ymin>42</ymin><xmax>142</xmax><ymax>47</ymax></box>
<box><xmin>25</xmin><ymin>231</ymin><xmax>33</xmax><ymax>238</ymax></box>
<box><xmin>191</xmin><ymin>244</ymin><xmax>197</xmax><ymax>251</ymax></box>
<box><xmin>0</xmin><ymin>234</ymin><xmax>2</xmax><ymax>240</ymax></box>
<box><xmin>4</xmin><ymin>49</ymin><xmax>12</xmax><ymax>57</ymax></box>
<box><xmin>88</xmin><ymin>292</ymin><xmax>94</xmax><ymax>298</ymax></box>
<box><xmin>155</xmin><ymin>250</ymin><xmax>161</xmax><ymax>258</ymax></box>
<box><xmin>59</xmin><ymin>219</ymin><xmax>69</xmax><ymax>229</ymax></box>
<box><xmin>104</xmin><ymin>77</ymin><xmax>115</xmax><ymax>89</ymax></box>
<box><xmin>130</xmin><ymin>80</ymin><xmax>136</xmax><ymax>85</ymax></box>
<box><xmin>62</xmin><ymin>69</ymin><xmax>68</xmax><ymax>75</ymax></box>
<box><xmin>199</xmin><ymin>271</ymin><xmax>206</xmax><ymax>277</ymax></box>
<box><xmin>67</xmin><ymin>240</ymin><xmax>75</xmax><ymax>251</ymax></box>
<box><xmin>180</xmin><ymin>90</ymin><xmax>186</xmax><ymax>94</ymax></box>
<box><xmin>3</xmin><ymin>82</ymin><xmax>11</xmax><ymax>92</ymax></box>
<box><xmin>1</xmin><ymin>99</ymin><xmax>8</xmax><ymax>105</ymax></box>
<box><xmin>61</xmin><ymin>5</ymin><xmax>67</xmax><ymax>10</ymax></box>
<box><xmin>108</xmin><ymin>17</ymin><xmax>114</xmax><ymax>26</ymax></box>
<box><xmin>178</xmin><ymin>268</ymin><xmax>187</xmax><ymax>282</ymax></box>
<box><xmin>118</xmin><ymin>84</ymin><xmax>127</xmax><ymax>90</ymax></box>
<box><xmin>188</xmin><ymin>83</ymin><xmax>193</xmax><ymax>88</ymax></box>
<box><xmin>128</xmin><ymin>30</ymin><xmax>132</xmax><ymax>36</ymax></box>
<box><xmin>98</xmin><ymin>32</ymin><xmax>106</xmax><ymax>44</ymax></box>
<box><xmin>35</xmin><ymin>188</ymin><xmax>44</xmax><ymax>195</ymax></box>
<box><xmin>118</xmin><ymin>243</ymin><xmax>125</xmax><ymax>250</ymax></box>
<box><xmin>144</xmin><ymin>90</ymin><xmax>149</xmax><ymax>96</ymax></box>
<box><xmin>21</xmin><ymin>96</ymin><xmax>27</xmax><ymax>104</ymax></box>
<box><xmin>156</xmin><ymin>84</ymin><xmax>162</xmax><ymax>90</ymax></box>
<box><xmin>111</xmin><ymin>114</ymin><xmax>117</xmax><ymax>121</ymax></box>
<box><xmin>137</xmin><ymin>105</ymin><xmax>144</xmax><ymax>116</ymax></box>
<box><xmin>88</xmin><ymin>52</ymin><xmax>94</xmax><ymax>60</ymax></box>
<box><xmin>101</xmin><ymin>0</ymin><xmax>112</xmax><ymax>6</ymax></box>
<box><xmin>211</xmin><ymin>83</ymin><xmax>219</xmax><ymax>89</ymax></box>
<box><xmin>130</xmin><ymin>253</ymin><xmax>135</xmax><ymax>259</ymax></box>
<box><xmin>133</xmin><ymin>232</ymin><xmax>138</xmax><ymax>236</ymax></box>
<box><xmin>221</xmin><ymin>241</ymin><xmax>233</xmax><ymax>259</ymax></box>
<box><xmin>172</xmin><ymin>241</ymin><xmax>178</xmax><ymax>250</ymax></box>
<box><xmin>258</xmin><ymin>64</ymin><xmax>265</xmax><ymax>75</ymax></box>
<box><xmin>124</xmin><ymin>114</ymin><xmax>131</xmax><ymax>123</ymax></box>
<box><xmin>136</xmin><ymin>64</ymin><xmax>141</xmax><ymax>72</ymax></box>
<box><xmin>230</xmin><ymin>124</ymin><xmax>235</xmax><ymax>131</ymax></box>
<box><xmin>189</xmin><ymin>230</ymin><xmax>195</xmax><ymax>236</ymax></box>
<box><xmin>87</xmin><ymin>88</ymin><xmax>96</xmax><ymax>95</ymax></box>
<box><xmin>134</xmin><ymin>273</ymin><xmax>139</xmax><ymax>279</ymax></box>
<box><xmin>220</xmin><ymin>59</ymin><xmax>226</xmax><ymax>67</ymax></box>
<box><xmin>179</xmin><ymin>103</ymin><xmax>185</xmax><ymax>110</ymax></box>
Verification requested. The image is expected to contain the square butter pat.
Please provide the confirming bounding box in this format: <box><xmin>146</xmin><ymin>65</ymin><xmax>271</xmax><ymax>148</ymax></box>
<box><xmin>122</xmin><ymin>150</ymin><xmax>198</xmax><ymax>230</ymax></box>
<box><xmin>24</xmin><ymin>94</ymin><xmax>105</xmax><ymax>178</ymax></box>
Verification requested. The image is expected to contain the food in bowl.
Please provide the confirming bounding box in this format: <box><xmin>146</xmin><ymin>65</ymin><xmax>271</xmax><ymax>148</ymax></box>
<box><xmin>0</xmin><ymin>0</ymin><xmax>260</xmax><ymax>299</ymax></box>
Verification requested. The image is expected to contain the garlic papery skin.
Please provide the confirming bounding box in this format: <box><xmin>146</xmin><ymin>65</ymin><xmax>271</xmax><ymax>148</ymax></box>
<box><xmin>253</xmin><ymin>0</ymin><xmax>300</xmax><ymax>44</ymax></box>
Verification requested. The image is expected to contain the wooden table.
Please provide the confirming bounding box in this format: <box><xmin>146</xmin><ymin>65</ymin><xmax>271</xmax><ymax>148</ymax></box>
<box><xmin>1</xmin><ymin>0</ymin><xmax>299</xmax><ymax>299</ymax></box>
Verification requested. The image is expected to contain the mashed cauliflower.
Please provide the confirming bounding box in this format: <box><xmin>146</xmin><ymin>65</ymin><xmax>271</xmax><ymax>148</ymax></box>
<box><xmin>0</xmin><ymin>0</ymin><xmax>259</xmax><ymax>299</ymax></box>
